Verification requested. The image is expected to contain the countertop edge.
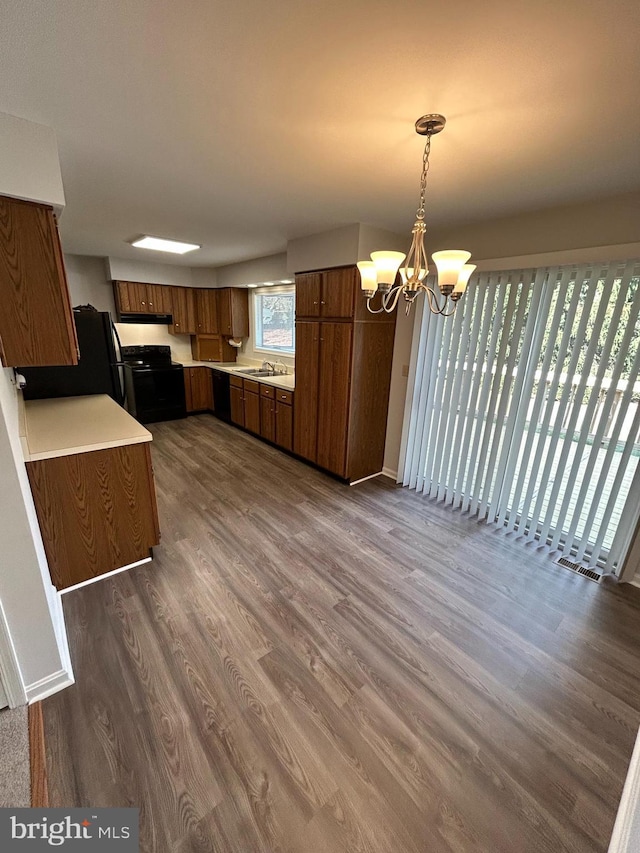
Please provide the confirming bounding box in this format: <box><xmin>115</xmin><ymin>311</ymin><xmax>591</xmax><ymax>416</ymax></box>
<box><xmin>24</xmin><ymin>433</ymin><xmax>152</xmax><ymax>463</ymax></box>
<box><xmin>182</xmin><ymin>361</ymin><xmax>295</xmax><ymax>391</ymax></box>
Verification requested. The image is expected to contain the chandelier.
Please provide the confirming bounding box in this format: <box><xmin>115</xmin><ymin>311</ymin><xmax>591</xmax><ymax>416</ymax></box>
<box><xmin>358</xmin><ymin>114</ymin><xmax>475</xmax><ymax>316</ymax></box>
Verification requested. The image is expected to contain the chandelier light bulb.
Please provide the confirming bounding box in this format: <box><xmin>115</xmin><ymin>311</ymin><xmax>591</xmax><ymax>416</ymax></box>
<box><xmin>431</xmin><ymin>250</ymin><xmax>472</xmax><ymax>294</ymax></box>
<box><xmin>370</xmin><ymin>251</ymin><xmax>406</xmax><ymax>291</ymax></box>
<box><xmin>453</xmin><ymin>264</ymin><xmax>477</xmax><ymax>297</ymax></box>
<box><xmin>357</xmin><ymin>261</ymin><xmax>378</xmax><ymax>295</ymax></box>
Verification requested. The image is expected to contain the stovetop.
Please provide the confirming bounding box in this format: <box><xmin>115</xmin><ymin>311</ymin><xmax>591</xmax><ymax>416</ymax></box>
<box><xmin>121</xmin><ymin>344</ymin><xmax>182</xmax><ymax>369</ymax></box>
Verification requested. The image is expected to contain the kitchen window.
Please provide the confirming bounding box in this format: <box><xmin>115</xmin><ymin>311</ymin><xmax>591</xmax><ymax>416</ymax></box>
<box><xmin>254</xmin><ymin>290</ymin><xmax>295</xmax><ymax>354</ymax></box>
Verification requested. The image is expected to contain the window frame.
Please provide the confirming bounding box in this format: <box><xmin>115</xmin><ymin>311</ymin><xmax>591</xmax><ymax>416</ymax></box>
<box><xmin>252</xmin><ymin>286</ymin><xmax>296</xmax><ymax>356</ymax></box>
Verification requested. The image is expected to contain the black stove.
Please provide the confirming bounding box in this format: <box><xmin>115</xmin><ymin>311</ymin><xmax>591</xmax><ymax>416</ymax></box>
<box><xmin>122</xmin><ymin>345</ymin><xmax>186</xmax><ymax>423</ymax></box>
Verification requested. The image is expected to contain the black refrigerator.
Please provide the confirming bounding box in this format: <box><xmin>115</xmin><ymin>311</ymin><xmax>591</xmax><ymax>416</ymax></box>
<box><xmin>20</xmin><ymin>310</ymin><xmax>124</xmax><ymax>404</ymax></box>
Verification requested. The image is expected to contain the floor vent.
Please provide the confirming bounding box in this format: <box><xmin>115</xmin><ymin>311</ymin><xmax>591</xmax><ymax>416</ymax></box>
<box><xmin>556</xmin><ymin>556</ymin><xmax>602</xmax><ymax>583</ymax></box>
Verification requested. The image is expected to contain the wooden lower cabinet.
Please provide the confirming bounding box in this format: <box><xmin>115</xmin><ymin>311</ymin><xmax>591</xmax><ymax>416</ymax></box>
<box><xmin>27</xmin><ymin>443</ymin><xmax>160</xmax><ymax>591</ymax></box>
<box><xmin>244</xmin><ymin>386</ymin><xmax>261</xmax><ymax>434</ymax></box>
<box><xmin>275</xmin><ymin>400</ymin><xmax>293</xmax><ymax>451</ymax></box>
<box><xmin>260</xmin><ymin>395</ymin><xmax>275</xmax><ymax>442</ymax></box>
<box><xmin>184</xmin><ymin>367</ymin><xmax>213</xmax><ymax>412</ymax></box>
<box><xmin>293</xmin><ymin>266</ymin><xmax>397</xmax><ymax>481</ymax></box>
<box><xmin>230</xmin><ymin>380</ymin><xmax>245</xmax><ymax>427</ymax></box>
<box><xmin>259</xmin><ymin>386</ymin><xmax>293</xmax><ymax>450</ymax></box>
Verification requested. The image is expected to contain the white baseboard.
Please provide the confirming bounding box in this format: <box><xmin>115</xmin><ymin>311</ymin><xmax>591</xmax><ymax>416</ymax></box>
<box><xmin>381</xmin><ymin>467</ymin><xmax>398</xmax><ymax>481</ymax></box>
<box><xmin>349</xmin><ymin>472</ymin><xmax>383</xmax><ymax>486</ymax></box>
<box><xmin>608</xmin><ymin>727</ymin><xmax>640</xmax><ymax>852</ymax></box>
<box><xmin>631</xmin><ymin>572</ymin><xmax>640</xmax><ymax>589</ymax></box>
<box><xmin>26</xmin><ymin>668</ymin><xmax>75</xmax><ymax>704</ymax></box>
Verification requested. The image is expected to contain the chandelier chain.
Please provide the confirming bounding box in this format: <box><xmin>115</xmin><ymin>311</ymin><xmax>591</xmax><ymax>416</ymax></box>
<box><xmin>416</xmin><ymin>133</ymin><xmax>432</xmax><ymax>220</ymax></box>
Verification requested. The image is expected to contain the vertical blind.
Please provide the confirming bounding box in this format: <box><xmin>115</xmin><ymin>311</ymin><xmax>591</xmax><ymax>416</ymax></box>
<box><xmin>400</xmin><ymin>260</ymin><xmax>640</xmax><ymax>574</ymax></box>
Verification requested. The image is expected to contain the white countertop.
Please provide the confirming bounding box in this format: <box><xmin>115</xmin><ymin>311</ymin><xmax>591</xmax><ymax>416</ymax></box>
<box><xmin>182</xmin><ymin>360</ymin><xmax>295</xmax><ymax>391</ymax></box>
<box><xmin>21</xmin><ymin>394</ymin><xmax>152</xmax><ymax>462</ymax></box>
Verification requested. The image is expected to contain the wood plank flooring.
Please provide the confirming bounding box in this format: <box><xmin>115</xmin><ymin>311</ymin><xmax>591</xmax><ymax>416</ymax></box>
<box><xmin>42</xmin><ymin>414</ymin><xmax>640</xmax><ymax>852</ymax></box>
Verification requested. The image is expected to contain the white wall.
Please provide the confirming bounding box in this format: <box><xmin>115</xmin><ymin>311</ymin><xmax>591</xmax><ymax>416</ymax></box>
<box><xmin>65</xmin><ymin>255</ymin><xmax>116</xmax><ymax>313</ymax></box>
<box><xmin>105</xmin><ymin>256</ymin><xmax>217</xmax><ymax>288</ymax></box>
<box><xmin>287</xmin><ymin>224</ymin><xmax>361</xmax><ymax>273</ymax></box>
<box><xmin>215</xmin><ymin>253</ymin><xmax>289</xmax><ymax>288</ymax></box>
<box><xmin>0</xmin><ymin>113</ymin><xmax>65</xmax><ymax>211</ymax></box>
<box><xmin>0</xmin><ymin>370</ymin><xmax>72</xmax><ymax>699</ymax></box>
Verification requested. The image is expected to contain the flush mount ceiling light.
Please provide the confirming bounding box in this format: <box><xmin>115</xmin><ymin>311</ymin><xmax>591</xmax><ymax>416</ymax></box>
<box><xmin>358</xmin><ymin>114</ymin><xmax>475</xmax><ymax>316</ymax></box>
<box><xmin>130</xmin><ymin>235</ymin><xmax>201</xmax><ymax>255</ymax></box>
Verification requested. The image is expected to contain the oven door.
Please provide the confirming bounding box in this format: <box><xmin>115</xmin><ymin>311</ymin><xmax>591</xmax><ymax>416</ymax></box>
<box><xmin>126</xmin><ymin>366</ymin><xmax>186</xmax><ymax>423</ymax></box>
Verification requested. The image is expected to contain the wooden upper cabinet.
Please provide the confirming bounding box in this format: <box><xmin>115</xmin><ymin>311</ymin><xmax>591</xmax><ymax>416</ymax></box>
<box><xmin>295</xmin><ymin>268</ymin><xmax>355</xmax><ymax>320</ymax></box>
<box><xmin>217</xmin><ymin>288</ymin><xmax>249</xmax><ymax>338</ymax></box>
<box><xmin>0</xmin><ymin>196</ymin><xmax>78</xmax><ymax>367</ymax></box>
<box><xmin>321</xmin><ymin>267</ymin><xmax>356</xmax><ymax>318</ymax></box>
<box><xmin>295</xmin><ymin>273</ymin><xmax>322</xmax><ymax>318</ymax></box>
<box><xmin>114</xmin><ymin>281</ymin><xmax>149</xmax><ymax>313</ymax></box>
<box><xmin>195</xmin><ymin>289</ymin><xmax>219</xmax><ymax>334</ymax></box>
<box><xmin>169</xmin><ymin>287</ymin><xmax>196</xmax><ymax>335</ymax></box>
<box><xmin>147</xmin><ymin>284</ymin><xmax>173</xmax><ymax>314</ymax></box>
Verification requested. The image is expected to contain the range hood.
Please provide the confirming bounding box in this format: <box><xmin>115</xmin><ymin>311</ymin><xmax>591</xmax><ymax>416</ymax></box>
<box><xmin>118</xmin><ymin>312</ymin><xmax>172</xmax><ymax>325</ymax></box>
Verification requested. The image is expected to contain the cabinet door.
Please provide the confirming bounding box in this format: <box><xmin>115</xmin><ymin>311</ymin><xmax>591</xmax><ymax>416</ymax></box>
<box><xmin>217</xmin><ymin>288</ymin><xmax>249</xmax><ymax>338</ymax></box>
<box><xmin>275</xmin><ymin>400</ymin><xmax>293</xmax><ymax>451</ymax></box>
<box><xmin>170</xmin><ymin>287</ymin><xmax>197</xmax><ymax>335</ymax></box>
<box><xmin>293</xmin><ymin>321</ymin><xmax>319</xmax><ymax>462</ymax></box>
<box><xmin>27</xmin><ymin>443</ymin><xmax>159</xmax><ymax>591</ymax></box>
<box><xmin>186</xmin><ymin>368</ymin><xmax>213</xmax><ymax>411</ymax></box>
<box><xmin>321</xmin><ymin>268</ymin><xmax>355</xmax><ymax>319</ymax></box>
<box><xmin>116</xmin><ymin>281</ymin><xmax>149</xmax><ymax>312</ymax></box>
<box><xmin>0</xmin><ymin>197</ymin><xmax>78</xmax><ymax>367</ymax></box>
<box><xmin>184</xmin><ymin>368</ymin><xmax>193</xmax><ymax>412</ymax></box>
<box><xmin>196</xmin><ymin>289</ymin><xmax>218</xmax><ymax>334</ymax></box>
<box><xmin>316</xmin><ymin>322</ymin><xmax>352</xmax><ymax>477</ymax></box>
<box><xmin>147</xmin><ymin>284</ymin><xmax>173</xmax><ymax>314</ymax></box>
<box><xmin>230</xmin><ymin>384</ymin><xmax>245</xmax><ymax>426</ymax></box>
<box><xmin>260</xmin><ymin>395</ymin><xmax>275</xmax><ymax>442</ymax></box>
<box><xmin>244</xmin><ymin>388</ymin><xmax>261</xmax><ymax>434</ymax></box>
<box><xmin>295</xmin><ymin>273</ymin><xmax>322</xmax><ymax>318</ymax></box>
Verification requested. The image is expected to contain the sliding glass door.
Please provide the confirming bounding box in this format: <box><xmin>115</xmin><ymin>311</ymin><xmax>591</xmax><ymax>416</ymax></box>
<box><xmin>400</xmin><ymin>259</ymin><xmax>640</xmax><ymax>574</ymax></box>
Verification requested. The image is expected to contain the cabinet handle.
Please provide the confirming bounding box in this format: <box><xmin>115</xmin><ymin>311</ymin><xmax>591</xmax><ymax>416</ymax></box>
<box><xmin>141</xmin><ymin>301</ymin><xmax>146</xmax><ymax>305</ymax></box>
<box><xmin>175</xmin><ymin>322</ymin><xmax>180</xmax><ymax>327</ymax></box>
<box><xmin>320</xmin><ymin>301</ymin><xmax>325</xmax><ymax>305</ymax></box>
<box><xmin>313</xmin><ymin>301</ymin><xmax>318</xmax><ymax>305</ymax></box>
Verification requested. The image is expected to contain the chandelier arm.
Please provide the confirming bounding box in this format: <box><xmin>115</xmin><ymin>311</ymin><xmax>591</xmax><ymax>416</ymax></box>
<box><xmin>383</xmin><ymin>285</ymin><xmax>404</xmax><ymax>314</ymax></box>
<box><xmin>365</xmin><ymin>294</ymin><xmax>386</xmax><ymax>314</ymax></box>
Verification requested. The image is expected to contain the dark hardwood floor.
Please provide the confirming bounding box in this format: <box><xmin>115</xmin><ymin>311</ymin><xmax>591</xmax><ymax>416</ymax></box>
<box><xmin>42</xmin><ymin>414</ymin><xmax>640</xmax><ymax>852</ymax></box>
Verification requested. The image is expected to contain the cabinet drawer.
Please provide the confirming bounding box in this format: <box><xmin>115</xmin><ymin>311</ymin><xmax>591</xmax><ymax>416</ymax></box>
<box><xmin>260</xmin><ymin>384</ymin><xmax>275</xmax><ymax>399</ymax></box>
<box><xmin>243</xmin><ymin>378</ymin><xmax>260</xmax><ymax>394</ymax></box>
<box><xmin>230</xmin><ymin>374</ymin><xmax>243</xmax><ymax>388</ymax></box>
<box><xmin>275</xmin><ymin>389</ymin><xmax>293</xmax><ymax>405</ymax></box>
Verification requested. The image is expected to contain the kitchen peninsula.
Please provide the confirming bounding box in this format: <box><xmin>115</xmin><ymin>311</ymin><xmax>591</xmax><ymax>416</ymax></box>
<box><xmin>21</xmin><ymin>394</ymin><xmax>160</xmax><ymax>592</ymax></box>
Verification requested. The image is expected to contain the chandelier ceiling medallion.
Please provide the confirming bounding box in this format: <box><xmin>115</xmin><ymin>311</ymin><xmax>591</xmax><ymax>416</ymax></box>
<box><xmin>358</xmin><ymin>114</ymin><xmax>475</xmax><ymax>316</ymax></box>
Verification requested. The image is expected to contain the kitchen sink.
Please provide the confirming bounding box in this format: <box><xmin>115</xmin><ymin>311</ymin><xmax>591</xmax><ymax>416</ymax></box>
<box><xmin>234</xmin><ymin>367</ymin><xmax>281</xmax><ymax>377</ymax></box>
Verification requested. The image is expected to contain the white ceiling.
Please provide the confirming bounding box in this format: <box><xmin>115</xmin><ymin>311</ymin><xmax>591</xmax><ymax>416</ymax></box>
<box><xmin>1</xmin><ymin>0</ymin><xmax>639</xmax><ymax>267</ymax></box>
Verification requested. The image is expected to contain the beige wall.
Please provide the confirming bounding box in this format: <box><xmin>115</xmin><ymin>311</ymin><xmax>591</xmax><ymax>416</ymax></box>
<box><xmin>428</xmin><ymin>191</ymin><xmax>640</xmax><ymax>261</ymax></box>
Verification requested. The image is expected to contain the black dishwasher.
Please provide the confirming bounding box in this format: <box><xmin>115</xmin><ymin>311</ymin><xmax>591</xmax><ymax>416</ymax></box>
<box><xmin>211</xmin><ymin>369</ymin><xmax>231</xmax><ymax>423</ymax></box>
